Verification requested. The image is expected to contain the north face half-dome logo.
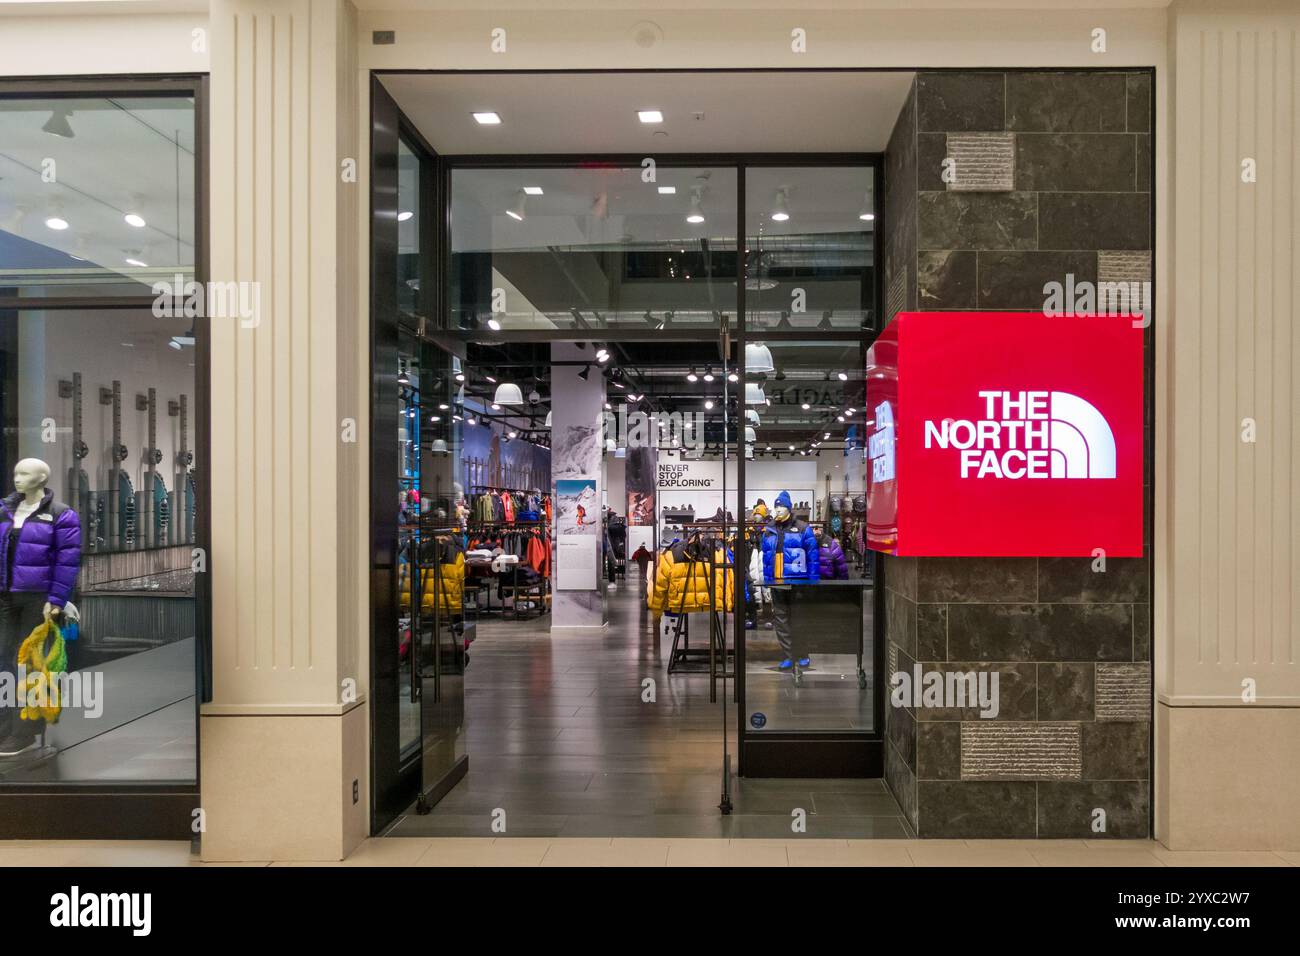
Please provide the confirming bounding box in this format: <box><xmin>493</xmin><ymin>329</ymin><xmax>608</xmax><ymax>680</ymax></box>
<box><xmin>923</xmin><ymin>390</ymin><xmax>1116</xmax><ymax>480</ymax></box>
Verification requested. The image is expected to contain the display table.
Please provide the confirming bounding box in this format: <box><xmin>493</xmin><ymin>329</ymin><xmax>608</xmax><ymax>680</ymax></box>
<box><xmin>764</xmin><ymin>577</ymin><xmax>873</xmax><ymax>687</ymax></box>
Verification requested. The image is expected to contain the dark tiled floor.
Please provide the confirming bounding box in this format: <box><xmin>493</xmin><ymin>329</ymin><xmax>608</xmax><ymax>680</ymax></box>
<box><xmin>388</xmin><ymin>583</ymin><xmax>906</xmax><ymax>839</ymax></box>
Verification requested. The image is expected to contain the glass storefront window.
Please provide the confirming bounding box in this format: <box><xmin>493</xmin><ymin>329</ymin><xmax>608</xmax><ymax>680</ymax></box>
<box><xmin>396</xmin><ymin>138</ymin><xmax>421</xmax><ymax>317</ymax></box>
<box><xmin>744</xmin><ymin>166</ymin><xmax>875</xmax><ymax>332</ymax></box>
<box><xmin>448</xmin><ymin>166</ymin><xmax>739</xmax><ymax>331</ymax></box>
<box><xmin>0</xmin><ymin>96</ymin><xmax>196</xmax><ymax>297</ymax></box>
<box><xmin>0</xmin><ymin>308</ymin><xmax>198</xmax><ymax>780</ymax></box>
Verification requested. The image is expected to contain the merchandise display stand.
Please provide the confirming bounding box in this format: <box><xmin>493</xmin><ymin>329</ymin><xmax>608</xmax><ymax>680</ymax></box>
<box><xmin>663</xmin><ymin>533</ymin><xmax>735</xmax><ymax>703</ymax></box>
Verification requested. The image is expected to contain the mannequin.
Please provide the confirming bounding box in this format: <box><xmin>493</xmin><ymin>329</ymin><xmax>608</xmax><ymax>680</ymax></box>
<box><xmin>760</xmin><ymin>490</ymin><xmax>819</xmax><ymax>673</ymax></box>
<box><xmin>0</xmin><ymin>458</ymin><xmax>82</xmax><ymax>755</ymax></box>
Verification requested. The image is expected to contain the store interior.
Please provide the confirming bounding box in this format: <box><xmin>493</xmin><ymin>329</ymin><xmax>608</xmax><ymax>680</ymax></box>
<box><xmin>0</xmin><ymin>94</ymin><xmax>199</xmax><ymax>784</ymax></box>
<box><xmin>378</xmin><ymin>70</ymin><xmax>912</xmax><ymax>837</ymax></box>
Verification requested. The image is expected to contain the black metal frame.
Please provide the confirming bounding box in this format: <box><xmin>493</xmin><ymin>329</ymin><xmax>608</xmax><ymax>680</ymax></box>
<box><xmin>0</xmin><ymin>73</ymin><xmax>209</xmax><ymax>839</ymax></box>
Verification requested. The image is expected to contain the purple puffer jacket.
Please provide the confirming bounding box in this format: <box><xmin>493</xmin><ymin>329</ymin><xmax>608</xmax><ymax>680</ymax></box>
<box><xmin>817</xmin><ymin>534</ymin><xmax>849</xmax><ymax>580</ymax></box>
<box><xmin>0</xmin><ymin>489</ymin><xmax>82</xmax><ymax>607</ymax></box>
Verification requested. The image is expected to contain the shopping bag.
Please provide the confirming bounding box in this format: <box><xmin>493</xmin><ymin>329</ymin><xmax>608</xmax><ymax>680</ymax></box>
<box><xmin>16</xmin><ymin>612</ymin><xmax>68</xmax><ymax>723</ymax></box>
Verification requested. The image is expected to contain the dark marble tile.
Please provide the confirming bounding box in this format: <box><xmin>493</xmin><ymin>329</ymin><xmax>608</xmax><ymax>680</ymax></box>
<box><xmin>885</xmin><ymin>555</ymin><xmax>918</xmax><ymax>601</ymax></box>
<box><xmin>1037</xmin><ymin>663</ymin><xmax>1095</xmax><ymax>721</ymax></box>
<box><xmin>947</xmin><ymin>603</ymin><xmax>1134</xmax><ymax>661</ymax></box>
<box><xmin>884</xmin><ymin>735</ymin><xmax>918</xmax><ymax>830</ymax></box>
<box><xmin>1038</xmin><ymin>192</ymin><xmax>1150</xmax><ymax>250</ymax></box>
<box><xmin>911</xmin><ymin>661</ymin><xmax>1037</xmax><ymax>721</ymax></box>
<box><xmin>1133</xmin><ymin>603</ymin><xmax>1151</xmax><ymax>662</ymax></box>
<box><xmin>885</xmin><ymin>587</ymin><xmax>917</xmax><ymax>658</ymax></box>
<box><xmin>917</xmin><ymin>721</ymin><xmax>961</xmax><ymax>780</ymax></box>
<box><xmin>811</xmin><ymin>792</ymin><xmax>910</xmax><ymax>816</ymax></box>
<box><xmin>917</xmin><ymin>72</ymin><xmax>1006</xmax><ymax>132</ymax></box>
<box><xmin>1016</xmin><ymin>133</ymin><xmax>1137</xmax><ymax>191</ymax></box>
<box><xmin>1039</xmin><ymin>780</ymin><xmax>1149</xmax><ymax>838</ymax></box>
<box><xmin>917</xmin><ymin>557</ymin><xmax>1037</xmax><ymax>602</ymax></box>
<box><xmin>1038</xmin><ymin>556</ymin><xmax>1150</xmax><ymax>603</ymax></box>
<box><xmin>918</xmin><ymin>192</ymin><xmax>1038</xmax><ymax>250</ymax></box>
<box><xmin>884</xmin><ymin>84</ymin><xmax>918</xmax><ymax>228</ymax></box>
<box><xmin>886</xmin><ymin>693</ymin><xmax>917</xmax><ymax>773</ymax></box>
<box><xmin>1135</xmin><ymin>134</ymin><xmax>1151</xmax><ymax>191</ymax></box>
<box><xmin>916</xmin><ymin>780</ymin><xmax>1037</xmax><ymax>838</ymax></box>
<box><xmin>1082</xmin><ymin>720</ymin><xmax>1150</xmax><ymax>779</ymax></box>
<box><xmin>1126</xmin><ymin>73</ymin><xmax>1152</xmax><ymax>133</ymax></box>
<box><xmin>917</xmin><ymin>132</ymin><xmax>948</xmax><ymax>190</ymax></box>
<box><xmin>977</xmin><ymin>250</ymin><xmax>1098</xmax><ymax>310</ymax></box>
<box><xmin>916</xmin><ymin>603</ymin><xmax>948</xmax><ymax>660</ymax></box>
<box><xmin>1006</xmin><ymin>72</ymin><xmax>1127</xmax><ymax>132</ymax></box>
<box><xmin>918</xmin><ymin>251</ymin><xmax>977</xmax><ymax>309</ymax></box>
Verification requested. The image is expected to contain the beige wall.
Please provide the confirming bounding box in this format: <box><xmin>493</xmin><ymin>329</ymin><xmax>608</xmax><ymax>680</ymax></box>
<box><xmin>1156</xmin><ymin>0</ymin><xmax>1299</xmax><ymax>849</ymax></box>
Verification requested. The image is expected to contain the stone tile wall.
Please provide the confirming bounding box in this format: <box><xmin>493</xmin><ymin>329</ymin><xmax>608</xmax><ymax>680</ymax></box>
<box><xmin>880</xmin><ymin>71</ymin><xmax>1153</xmax><ymax>839</ymax></box>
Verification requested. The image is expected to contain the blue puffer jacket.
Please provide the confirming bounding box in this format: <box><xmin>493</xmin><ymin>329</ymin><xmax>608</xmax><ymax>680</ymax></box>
<box><xmin>760</xmin><ymin>520</ymin><xmax>819</xmax><ymax>582</ymax></box>
<box><xmin>0</xmin><ymin>489</ymin><xmax>82</xmax><ymax>607</ymax></box>
<box><xmin>817</xmin><ymin>534</ymin><xmax>849</xmax><ymax>580</ymax></box>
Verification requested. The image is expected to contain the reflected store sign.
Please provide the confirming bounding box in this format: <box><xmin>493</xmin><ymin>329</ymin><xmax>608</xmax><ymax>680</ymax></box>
<box><xmin>864</xmin><ymin>311</ymin><xmax>1144</xmax><ymax>557</ymax></box>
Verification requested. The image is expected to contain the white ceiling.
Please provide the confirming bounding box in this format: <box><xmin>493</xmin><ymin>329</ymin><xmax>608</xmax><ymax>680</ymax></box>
<box><xmin>381</xmin><ymin>70</ymin><xmax>915</xmax><ymax>155</ymax></box>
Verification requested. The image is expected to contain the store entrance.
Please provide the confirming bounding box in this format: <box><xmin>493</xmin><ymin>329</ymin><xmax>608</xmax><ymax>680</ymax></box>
<box><xmin>370</xmin><ymin>70</ymin><xmax>904</xmax><ymax>838</ymax></box>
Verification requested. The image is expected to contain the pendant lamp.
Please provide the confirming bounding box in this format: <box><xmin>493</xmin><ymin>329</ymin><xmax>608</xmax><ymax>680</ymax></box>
<box><xmin>744</xmin><ymin>342</ymin><xmax>775</xmax><ymax>373</ymax></box>
<box><xmin>493</xmin><ymin>382</ymin><xmax>524</xmax><ymax>405</ymax></box>
<box><xmin>744</xmin><ymin>382</ymin><xmax>766</xmax><ymax>405</ymax></box>
<box><xmin>544</xmin><ymin>411</ymin><xmax>552</xmax><ymax>427</ymax></box>
<box><xmin>744</xmin><ymin>426</ymin><xmax>757</xmax><ymax>443</ymax></box>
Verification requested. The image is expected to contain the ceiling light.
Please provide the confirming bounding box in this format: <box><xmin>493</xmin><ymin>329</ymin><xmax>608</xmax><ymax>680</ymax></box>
<box><xmin>45</xmin><ymin>216</ymin><xmax>69</xmax><ymax>231</ymax></box>
<box><xmin>522</xmin><ymin>186</ymin><xmax>544</xmax><ymax>195</ymax></box>
<box><xmin>493</xmin><ymin>383</ymin><xmax>524</xmax><ymax>405</ymax></box>
<box><xmin>596</xmin><ymin>348</ymin><xmax>609</xmax><ymax>362</ymax></box>
<box><xmin>466</xmin><ymin>416</ymin><xmax>476</xmax><ymax>425</ymax></box>
<box><xmin>744</xmin><ymin>343</ymin><xmax>775</xmax><ymax>373</ymax></box>
<box><xmin>824</xmin><ymin>432</ymin><xmax>831</xmax><ymax>440</ymax></box>
<box><xmin>637</xmin><ymin>110</ymin><xmax>664</xmax><ymax>124</ymax></box>
<box><xmin>704</xmin><ymin>399</ymin><xmax>714</xmax><ymax>410</ymax></box>
<box><xmin>431</xmin><ymin>439</ymin><xmax>449</xmax><ymax>454</ymax></box>
<box><xmin>848</xmin><ymin>407</ymin><xmax>857</xmax><ymax>414</ymax></box>
<box><xmin>455</xmin><ymin>372</ymin><xmax>465</xmax><ymax>383</ymax></box>
<box><xmin>860</xmin><ymin>212</ymin><xmax>875</xmax><ymax>222</ymax></box>
<box><xmin>686</xmin><ymin>191</ymin><xmax>705</xmax><ymax>225</ymax></box>
<box><xmin>528</xmin><ymin>389</ymin><xmax>540</xmax><ymax>405</ymax></box>
<box><xmin>124</xmin><ymin>213</ymin><xmax>147</xmax><ymax>228</ymax></box>
<box><xmin>487</xmin><ymin>318</ymin><xmax>502</xmax><ymax>331</ymax></box>
<box><xmin>686</xmin><ymin>368</ymin><xmax>698</xmax><ymax>382</ymax></box>
<box><xmin>508</xmin><ymin>431</ymin><xmax>517</xmax><ymax>439</ymax></box>
<box><xmin>744</xmin><ymin>426</ymin><xmax>756</xmax><ymax>443</ymax></box>
<box><xmin>429</xmin><ymin>415</ymin><xmax>441</xmax><ymax>423</ymax></box>
<box><xmin>657</xmin><ymin>186</ymin><xmax>676</xmax><ymax>195</ymax></box>
<box><xmin>491</xmin><ymin>403</ymin><xmax>501</xmax><ymax>411</ymax></box>
<box><xmin>771</xmin><ymin>188</ymin><xmax>791</xmax><ymax>222</ymax></box>
<box><xmin>42</xmin><ymin>107</ymin><xmax>74</xmax><ymax>139</ymax></box>
<box><xmin>703</xmin><ymin>367</ymin><xmax>714</xmax><ymax>382</ymax></box>
<box><xmin>837</xmin><ymin>415</ymin><xmax>845</xmax><ymax>423</ymax></box>
<box><xmin>801</xmin><ymin>402</ymin><xmax>811</xmax><ymax>410</ymax></box>
<box><xmin>746</xmin><ymin>409</ymin><xmax>760</xmax><ymax>425</ymax></box>
<box><xmin>397</xmin><ymin>368</ymin><xmax>410</xmax><ymax>386</ymax></box>
<box><xmin>506</xmin><ymin>190</ymin><xmax>527</xmax><ymax>221</ymax></box>
<box><xmin>745</xmin><ymin>383</ymin><xmax>766</xmax><ymax>405</ymax></box>
<box><xmin>472</xmin><ymin>111</ymin><xmax>502</xmax><ymax>125</ymax></box>
<box><xmin>125</xmin><ymin>258</ymin><xmax>148</xmax><ymax>268</ymax></box>
<box><xmin>838</xmin><ymin>371</ymin><xmax>848</xmax><ymax>381</ymax></box>
<box><xmin>485</xmin><ymin>375</ymin><xmax>497</xmax><ymax>383</ymax></box>
<box><xmin>727</xmin><ymin>371</ymin><xmax>738</xmax><ymax>383</ymax></box>
<box><xmin>788</xmin><ymin>445</ymin><xmax>795</xmax><ymax>452</ymax></box>
<box><xmin>397</xmin><ymin>210</ymin><xmax>414</xmax><ymax>222</ymax></box>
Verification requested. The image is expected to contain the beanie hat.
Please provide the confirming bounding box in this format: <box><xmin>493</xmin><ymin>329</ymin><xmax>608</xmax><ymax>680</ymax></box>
<box><xmin>775</xmin><ymin>490</ymin><xmax>792</xmax><ymax>510</ymax></box>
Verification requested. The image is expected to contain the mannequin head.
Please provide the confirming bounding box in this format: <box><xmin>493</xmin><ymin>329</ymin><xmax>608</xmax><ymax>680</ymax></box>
<box><xmin>773</xmin><ymin>490</ymin><xmax>792</xmax><ymax>523</ymax></box>
<box><xmin>13</xmin><ymin>458</ymin><xmax>51</xmax><ymax>498</ymax></box>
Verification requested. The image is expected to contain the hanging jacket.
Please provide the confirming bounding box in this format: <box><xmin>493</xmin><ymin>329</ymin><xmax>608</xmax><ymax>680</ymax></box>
<box><xmin>648</xmin><ymin>539</ymin><xmax>734</xmax><ymax>613</ymax></box>
<box><xmin>747</xmin><ymin>544</ymin><xmax>770</xmax><ymax>603</ymax></box>
<box><xmin>525</xmin><ymin>534</ymin><xmax>550</xmax><ymax>577</ymax></box>
<box><xmin>760</xmin><ymin>519</ymin><xmax>819</xmax><ymax>583</ymax></box>
<box><xmin>501</xmin><ymin>493</ymin><xmax>516</xmax><ymax>523</ymax></box>
<box><xmin>816</xmin><ymin>533</ymin><xmax>850</xmax><ymax>580</ymax></box>
<box><xmin>399</xmin><ymin>538</ymin><xmax>465</xmax><ymax>615</ymax></box>
<box><xmin>0</xmin><ymin>489</ymin><xmax>82</xmax><ymax>608</ymax></box>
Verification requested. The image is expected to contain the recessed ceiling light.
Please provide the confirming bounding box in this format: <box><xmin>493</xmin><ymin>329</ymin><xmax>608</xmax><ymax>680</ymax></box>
<box><xmin>637</xmin><ymin>110</ymin><xmax>664</xmax><ymax>124</ymax></box>
<box><xmin>522</xmin><ymin>186</ymin><xmax>544</xmax><ymax>195</ymax></box>
<box><xmin>45</xmin><ymin>217</ymin><xmax>69</xmax><ymax>231</ymax></box>
<box><xmin>837</xmin><ymin>371</ymin><xmax>848</xmax><ymax>381</ymax></box>
<box><xmin>657</xmin><ymin>186</ymin><xmax>676</xmax><ymax>195</ymax></box>
<box><xmin>124</xmin><ymin>213</ymin><xmax>146</xmax><ymax>228</ymax></box>
<box><xmin>397</xmin><ymin>211</ymin><xmax>413</xmax><ymax>222</ymax></box>
<box><xmin>472</xmin><ymin>112</ymin><xmax>501</xmax><ymax>125</ymax></box>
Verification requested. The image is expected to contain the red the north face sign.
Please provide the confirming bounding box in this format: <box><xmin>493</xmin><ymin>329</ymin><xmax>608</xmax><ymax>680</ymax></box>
<box><xmin>864</xmin><ymin>311</ymin><xmax>1144</xmax><ymax>558</ymax></box>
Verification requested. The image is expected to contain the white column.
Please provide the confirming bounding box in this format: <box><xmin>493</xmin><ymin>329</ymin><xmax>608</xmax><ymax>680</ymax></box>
<box><xmin>201</xmin><ymin>0</ymin><xmax>367</xmax><ymax>861</ymax></box>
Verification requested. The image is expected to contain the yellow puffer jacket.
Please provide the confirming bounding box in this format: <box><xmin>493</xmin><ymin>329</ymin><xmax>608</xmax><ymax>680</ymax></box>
<box><xmin>648</xmin><ymin>541</ymin><xmax>734</xmax><ymax>613</ymax></box>
<box><xmin>399</xmin><ymin>548</ymin><xmax>465</xmax><ymax>615</ymax></box>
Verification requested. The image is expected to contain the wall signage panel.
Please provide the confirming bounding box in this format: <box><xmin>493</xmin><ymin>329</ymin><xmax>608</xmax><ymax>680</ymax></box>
<box><xmin>865</xmin><ymin>311</ymin><xmax>1144</xmax><ymax>557</ymax></box>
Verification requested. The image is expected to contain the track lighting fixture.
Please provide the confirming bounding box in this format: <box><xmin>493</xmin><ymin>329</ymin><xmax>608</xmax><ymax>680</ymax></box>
<box><xmin>686</xmin><ymin>368</ymin><xmax>698</xmax><ymax>382</ymax></box>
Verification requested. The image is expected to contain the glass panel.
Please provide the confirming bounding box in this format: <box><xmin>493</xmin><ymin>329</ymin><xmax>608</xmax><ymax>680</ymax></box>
<box><xmin>0</xmin><ymin>96</ymin><xmax>197</xmax><ymax>297</ymax></box>
<box><xmin>0</xmin><ymin>308</ymin><xmax>197</xmax><ymax>780</ymax></box>
<box><xmin>396</xmin><ymin>341</ymin><xmax>421</xmax><ymax>757</ymax></box>
<box><xmin>448</xmin><ymin>166</ymin><xmax>738</xmax><ymax>331</ymax></box>
<box><xmin>743</xmin><ymin>166</ymin><xmax>875</xmax><ymax>332</ymax></box>
<box><xmin>396</xmin><ymin>138</ymin><xmax>421</xmax><ymax>317</ymax></box>
<box><xmin>741</xmin><ymin>338</ymin><xmax>874</xmax><ymax>733</ymax></box>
